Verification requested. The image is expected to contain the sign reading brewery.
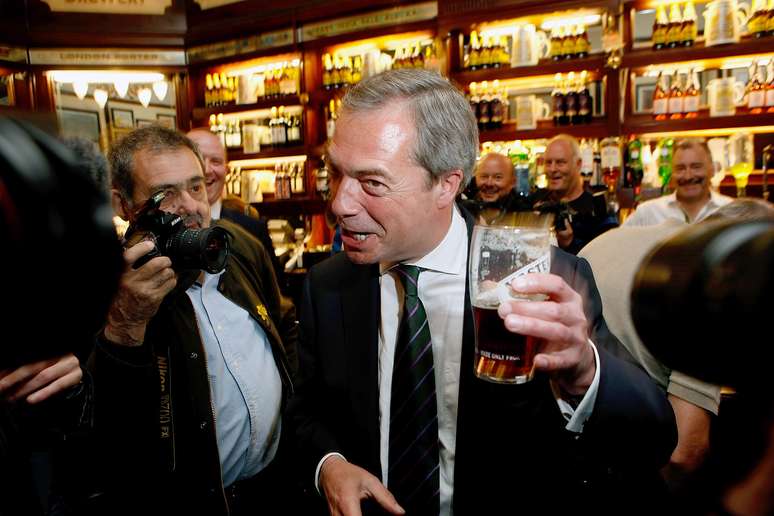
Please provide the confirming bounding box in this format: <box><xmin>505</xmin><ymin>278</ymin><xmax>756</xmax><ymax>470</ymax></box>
<box><xmin>187</xmin><ymin>28</ymin><xmax>294</xmax><ymax>63</ymax></box>
<box><xmin>28</xmin><ymin>48</ymin><xmax>186</xmax><ymax>66</ymax></box>
<box><xmin>299</xmin><ymin>1</ymin><xmax>437</xmax><ymax>42</ymax></box>
<box><xmin>41</xmin><ymin>0</ymin><xmax>172</xmax><ymax>15</ymax></box>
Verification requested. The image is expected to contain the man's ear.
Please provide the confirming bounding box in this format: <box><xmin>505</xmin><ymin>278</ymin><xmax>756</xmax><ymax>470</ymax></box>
<box><xmin>436</xmin><ymin>169</ymin><xmax>464</xmax><ymax>209</ymax></box>
<box><xmin>111</xmin><ymin>189</ymin><xmax>130</xmax><ymax>221</ymax></box>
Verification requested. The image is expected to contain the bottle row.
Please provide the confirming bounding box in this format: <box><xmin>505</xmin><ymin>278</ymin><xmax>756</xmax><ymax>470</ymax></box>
<box><xmin>204</xmin><ymin>62</ymin><xmax>302</xmax><ymax>108</ymax></box>
<box><xmin>224</xmin><ymin>160</ymin><xmax>306</xmax><ymax>202</ymax></box>
<box><xmin>207</xmin><ymin>106</ymin><xmax>303</xmax><ymax>154</ymax></box>
<box><xmin>650</xmin><ymin>60</ymin><xmax>774</xmax><ymax>120</ymax></box>
<box><xmin>651</xmin><ymin>1</ymin><xmax>698</xmax><ymax>50</ymax></box>
<box><xmin>551</xmin><ymin>71</ymin><xmax>593</xmax><ymax>126</ymax></box>
<box><xmin>321</xmin><ymin>43</ymin><xmax>442</xmax><ymax>90</ymax></box>
<box><xmin>747</xmin><ymin>0</ymin><xmax>774</xmax><ymax>38</ymax></box>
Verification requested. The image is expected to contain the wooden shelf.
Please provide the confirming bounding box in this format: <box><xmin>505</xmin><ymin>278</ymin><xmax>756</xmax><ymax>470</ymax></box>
<box><xmin>227</xmin><ymin>145</ymin><xmax>309</xmax><ymax>161</ymax></box>
<box><xmin>192</xmin><ymin>95</ymin><xmax>302</xmax><ymax>120</ymax></box>
<box><xmin>622</xmin><ymin>38</ymin><xmax>774</xmax><ymax>69</ymax></box>
<box><xmin>452</xmin><ymin>54</ymin><xmax>606</xmax><ymax>84</ymax></box>
<box><xmin>480</xmin><ymin>120</ymin><xmax>612</xmax><ymax>142</ymax></box>
<box><xmin>251</xmin><ymin>197</ymin><xmax>327</xmax><ymax>217</ymax></box>
<box><xmin>623</xmin><ymin>112</ymin><xmax>774</xmax><ymax>135</ymax></box>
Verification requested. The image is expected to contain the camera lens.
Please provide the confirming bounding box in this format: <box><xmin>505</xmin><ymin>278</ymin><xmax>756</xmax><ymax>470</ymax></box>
<box><xmin>166</xmin><ymin>226</ymin><xmax>229</xmax><ymax>273</ymax></box>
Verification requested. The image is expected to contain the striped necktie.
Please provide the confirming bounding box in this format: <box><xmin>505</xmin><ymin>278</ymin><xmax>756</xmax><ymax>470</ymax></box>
<box><xmin>388</xmin><ymin>264</ymin><xmax>440</xmax><ymax>514</ymax></box>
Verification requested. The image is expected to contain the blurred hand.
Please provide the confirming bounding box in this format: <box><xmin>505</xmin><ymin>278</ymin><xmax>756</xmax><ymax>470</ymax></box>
<box><xmin>0</xmin><ymin>354</ymin><xmax>82</xmax><ymax>404</ymax></box>
<box><xmin>556</xmin><ymin>222</ymin><xmax>574</xmax><ymax>250</ymax></box>
<box><xmin>499</xmin><ymin>272</ymin><xmax>595</xmax><ymax>395</ymax></box>
<box><xmin>319</xmin><ymin>456</ymin><xmax>404</xmax><ymax>516</ymax></box>
<box><xmin>104</xmin><ymin>240</ymin><xmax>177</xmax><ymax>346</ymax></box>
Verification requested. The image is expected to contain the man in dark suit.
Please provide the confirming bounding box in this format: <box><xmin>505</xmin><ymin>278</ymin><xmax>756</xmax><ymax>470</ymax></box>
<box><xmin>289</xmin><ymin>69</ymin><xmax>676</xmax><ymax>515</ymax></box>
<box><xmin>187</xmin><ymin>128</ymin><xmax>282</xmax><ymax>281</ymax></box>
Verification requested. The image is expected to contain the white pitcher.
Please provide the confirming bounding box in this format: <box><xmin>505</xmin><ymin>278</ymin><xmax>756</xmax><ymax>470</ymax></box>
<box><xmin>511</xmin><ymin>25</ymin><xmax>550</xmax><ymax>67</ymax></box>
<box><xmin>703</xmin><ymin>0</ymin><xmax>750</xmax><ymax>46</ymax></box>
<box><xmin>707</xmin><ymin>77</ymin><xmax>745</xmax><ymax>116</ymax></box>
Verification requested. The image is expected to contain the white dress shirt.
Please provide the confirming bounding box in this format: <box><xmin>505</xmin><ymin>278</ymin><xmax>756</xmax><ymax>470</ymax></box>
<box><xmin>623</xmin><ymin>190</ymin><xmax>733</xmax><ymax>227</ymax></box>
<box><xmin>317</xmin><ymin>206</ymin><xmax>601</xmax><ymax>515</ymax></box>
<box><xmin>210</xmin><ymin>198</ymin><xmax>223</xmax><ymax>220</ymax></box>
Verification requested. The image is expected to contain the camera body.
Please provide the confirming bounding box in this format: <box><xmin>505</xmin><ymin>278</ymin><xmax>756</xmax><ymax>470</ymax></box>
<box><xmin>533</xmin><ymin>200</ymin><xmax>574</xmax><ymax>232</ymax></box>
<box><xmin>123</xmin><ymin>191</ymin><xmax>230</xmax><ymax>273</ymax></box>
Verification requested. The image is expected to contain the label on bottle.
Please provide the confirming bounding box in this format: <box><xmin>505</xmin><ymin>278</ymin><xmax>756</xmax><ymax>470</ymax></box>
<box><xmin>653</xmin><ymin>26</ymin><xmax>667</xmax><ymax>45</ymax></box>
<box><xmin>601</xmin><ymin>145</ymin><xmax>622</xmax><ymax>169</ymax></box>
<box><xmin>668</xmin><ymin>96</ymin><xmax>684</xmax><ymax>114</ymax></box>
<box><xmin>581</xmin><ymin>145</ymin><xmax>594</xmax><ymax>173</ymax></box>
<box><xmin>766</xmin><ymin>88</ymin><xmax>774</xmax><ymax>107</ymax></box>
<box><xmin>749</xmin><ymin>90</ymin><xmax>765</xmax><ymax>108</ymax></box>
<box><xmin>565</xmin><ymin>93</ymin><xmax>578</xmax><ymax>117</ymax></box>
<box><xmin>653</xmin><ymin>98</ymin><xmax>668</xmax><ymax>115</ymax></box>
<box><xmin>578</xmin><ymin>93</ymin><xmax>591</xmax><ymax>116</ymax></box>
<box><xmin>684</xmin><ymin>95</ymin><xmax>699</xmax><ymax>112</ymax></box>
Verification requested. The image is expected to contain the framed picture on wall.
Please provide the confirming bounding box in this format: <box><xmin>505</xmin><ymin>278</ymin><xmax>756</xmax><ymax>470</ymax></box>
<box><xmin>633</xmin><ymin>75</ymin><xmax>658</xmax><ymax>114</ymax></box>
<box><xmin>58</xmin><ymin>108</ymin><xmax>101</xmax><ymax>143</ymax></box>
<box><xmin>111</xmin><ymin>108</ymin><xmax>134</xmax><ymax>129</ymax></box>
<box><xmin>136</xmin><ymin>119</ymin><xmax>155</xmax><ymax>128</ymax></box>
<box><xmin>156</xmin><ymin>113</ymin><xmax>176</xmax><ymax>129</ymax></box>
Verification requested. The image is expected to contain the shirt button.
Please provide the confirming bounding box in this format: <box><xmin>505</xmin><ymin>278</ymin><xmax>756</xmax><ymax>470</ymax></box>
<box><xmin>574</xmin><ymin>434</ymin><xmax>581</xmax><ymax>440</ymax></box>
<box><xmin>190</xmin><ymin>352</ymin><xmax>198</xmax><ymax>359</ymax></box>
<box><xmin>200</xmin><ymin>421</ymin><xmax>207</xmax><ymax>430</ymax></box>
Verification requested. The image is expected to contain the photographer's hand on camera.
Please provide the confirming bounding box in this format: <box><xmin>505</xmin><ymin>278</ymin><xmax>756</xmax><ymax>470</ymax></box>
<box><xmin>555</xmin><ymin>221</ymin><xmax>574</xmax><ymax>250</ymax></box>
<box><xmin>0</xmin><ymin>354</ymin><xmax>82</xmax><ymax>404</ymax></box>
<box><xmin>104</xmin><ymin>239</ymin><xmax>177</xmax><ymax>347</ymax></box>
<box><xmin>498</xmin><ymin>273</ymin><xmax>596</xmax><ymax>396</ymax></box>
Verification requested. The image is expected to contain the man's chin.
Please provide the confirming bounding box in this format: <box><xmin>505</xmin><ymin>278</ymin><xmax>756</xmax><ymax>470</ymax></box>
<box><xmin>343</xmin><ymin>248</ymin><xmax>379</xmax><ymax>265</ymax></box>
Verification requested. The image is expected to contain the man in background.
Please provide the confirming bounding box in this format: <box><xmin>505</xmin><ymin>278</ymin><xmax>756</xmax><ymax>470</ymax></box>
<box><xmin>624</xmin><ymin>138</ymin><xmax>733</xmax><ymax>227</ymax></box>
<box><xmin>530</xmin><ymin>134</ymin><xmax>616</xmax><ymax>254</ymax></box>
<box><xmin>187</xmin><ymin>128</ymin><xmax>282</xmax><ymax>281</ymax></box>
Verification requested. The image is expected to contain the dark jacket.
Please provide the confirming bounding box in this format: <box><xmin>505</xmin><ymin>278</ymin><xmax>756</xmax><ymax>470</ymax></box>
<box><xmin>89</xmin><ymin>219</ymin><xmax>298</xmax><ymax>516</ymax></box>
<box><xmin>289</xmin><ymin>206</ymin><xmax>675</xmax><ymax>514</ymax></box>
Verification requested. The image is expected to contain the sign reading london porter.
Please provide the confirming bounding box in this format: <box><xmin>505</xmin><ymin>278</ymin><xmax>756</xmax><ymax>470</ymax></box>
<box><xmin>28</xmin><ymin>48</ymin><xmax>186</xmax><ymax>66</ymax></box>
<box><xmin>41</xmin><ymin>0</ymin><xmax>173</xmax><ymax>15</ymax></box>
<box><xmin>298</xmin><ymin>1</ymin><xmax>437</xmax><ymax>42</ymax></box>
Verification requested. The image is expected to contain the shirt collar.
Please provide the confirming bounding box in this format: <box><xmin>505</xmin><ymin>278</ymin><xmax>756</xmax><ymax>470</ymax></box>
<box><xmin>210</xmin><ymin>199</ymin><xmax>222</xmax><ymax>220</ymax></box>
<box><xmin>379</xmin><ymin>205</ymin><xmax>467</xmax><ymax>277</ymax></box>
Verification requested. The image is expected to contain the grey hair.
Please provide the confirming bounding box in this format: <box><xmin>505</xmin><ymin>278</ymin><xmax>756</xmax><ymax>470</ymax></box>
<box><xmin>673</xmin><ymin>138</ymin><xmax>713</xmax><ymax>165</ymax></box>
<box><xmin>60</xmin><ymin>136</ymin><xmax>109</xmax><ymax>193</ymax></box>
<box><xmin>546</xmin><ymin>134</ymin><xmax>581</xmax><ymax>163</ymax></box>
<box><xmin>108</xmin><ymin>125</ymin><xmax>204</xmax><ymax>204</ymax></box>
<box><xmin>340</xmin><ymin>68</ymin><xmax>479</xmax><ymax>188</ymax></box>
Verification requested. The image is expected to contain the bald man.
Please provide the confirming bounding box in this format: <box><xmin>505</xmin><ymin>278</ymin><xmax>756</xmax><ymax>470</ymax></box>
<box><xmin>187</xmin><ymin>128</ymin><xmax>282</xmax><ymax>280</ymax></box>
<box><xmin>530</xmin><ymin>134</ymin><xmax>617</xmax><ymax>254</ymax></box>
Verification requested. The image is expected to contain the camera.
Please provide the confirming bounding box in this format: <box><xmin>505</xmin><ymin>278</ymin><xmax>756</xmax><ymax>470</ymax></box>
<box><xmin>123</xmin><ymin>191</ymin><xmax>230</xmax><ymax>273</ymax></box>
<box><xmin>630</xmin><ymin>218</ymin><xmax>774</xmax><ymax>389</ymax></box>
<box><xmin>533</xmin><ymin>200</ymin><xmax>575</xmax><ymax>232</ymax></box>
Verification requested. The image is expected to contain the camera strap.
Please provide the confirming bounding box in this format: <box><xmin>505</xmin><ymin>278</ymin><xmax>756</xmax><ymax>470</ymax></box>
<box><xmin>156</xmin><ymin>344</ymin><xmax>176</xmax><ymax>473</ymax></box>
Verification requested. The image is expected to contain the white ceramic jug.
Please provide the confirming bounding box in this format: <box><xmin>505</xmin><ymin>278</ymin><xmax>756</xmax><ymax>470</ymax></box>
<box><xmin>703</xmin><ymin>0</ymin><xmax>750</xmax><ymax>46</ymax></box>
<box><xmin>706</xmin><ymin>77</ymin><xmax>745</xmax><ymax>116</ymax></box>
<box><xmin>511</xmin><ymin>25</ymin><xmax>550</xmax><ymax>67</ymax></box>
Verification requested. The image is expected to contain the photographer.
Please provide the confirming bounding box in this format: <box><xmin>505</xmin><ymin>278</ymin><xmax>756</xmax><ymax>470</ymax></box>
<box><xmin>531</xmin><ymin>134</ymin><xmax>617</xmax><ymax>254</ymax></box>
<box><xmin>91</xmin><ymin>126</ymin><xmax>298</xmax><ymax>515</ymax></box>
<box><xmin>0</xmin><ymin>118</ymin><xmax>122</xmax><ymax>515</ymax></box>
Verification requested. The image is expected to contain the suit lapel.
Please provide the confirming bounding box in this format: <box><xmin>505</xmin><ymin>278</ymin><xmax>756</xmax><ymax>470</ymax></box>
<box><xmin>340</xmin><ymin>262</ymin><xmax>383</xmax><ymax>474</ymax></box>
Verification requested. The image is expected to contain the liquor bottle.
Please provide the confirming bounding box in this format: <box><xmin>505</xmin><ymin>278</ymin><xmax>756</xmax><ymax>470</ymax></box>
<box><xmin>216</xmin><ymin>113</ymin><xmax>227</xmax><ymax>148</ymax></box>
<box><xmin>580</xmin><ymin>138</ymin><xmax>594</xmax><ymax>188</ymax></box>
<box><xmin>322</xmin><ymin>53</ymin><xmax>334</xmax><ymax>90</ymax></box>
<box><xmin>577</xmin><ymin>70</ymin><xmax>592</xmax><ymax>124</ymax></box>
<box><xmin>625</xmin><ymin>136</ymin><xmax>644</xmax><ymax>194</ymax></box>
<box><xmin>352</xmin><ymin>55</ymin><xmax>363</xmax><ymax>84</ymax></box>
<box><xmin>668</xmin><ymin>70</ymin><xmax>684</xmax><ymax>119</ymax></box>
<box><xmin>766</xmin><ymin>60</ymin><xmax>774</xmax><ymax>112</ymax></box>
<box><xmin>562</xmin><ymin>25</ymin><xmax>576</xmax><ymax>59</ymax></box>
<box><xmin>326</xmin><ymin>99</ymin><xmax>337</xmax><ymax>140</ymax></box>
<box><xmin>280</xmin><ymin>64</ymin><xmax>295</xmax><ymax>96</ymax></box>
<box><xmin>220</xmin><ymin>73</ymin><xmax>230</xmax><ymax>105</ymax></box>
<box><xmin>500</xmin><ymin>85</ymin><xmax>510</xmax><ymax>124</ymax></box>
<box><xmin>489</xmin><ymin>80</ymin><xmax>503</xmax><ymax>129</ymax></box>
<box><xmin>749</xmin><ymin>0</ymin><xmax>768</xmax><ymax>37</ymax></box>
<box><xmin>550</xmin><ymin>28</ymin><xmax>562</xmax><ymax>61</ymax></box>
<box><xmin>332</xmin><ymin>55</ymin><xmax>342</xmax><ymax>88</ymax></box>
<box><xmin>652</xmin><ymin>4</ymin><xmax>669</xmax><ymax>50</ymax></box>
<box><xmin>600</xmin><ymin>136</ymin><xmax>622</xmax><ymax>193</ymax></box>
<box><xmin>592</xmin><ymin>139</ymin><xmax>604</xmax><ymax>188</ymax></box>
<box><xmin>749</xmin><ymin>62</ymin><xmax>766</xmax><ymax>114</ymax></box>
<box><xmin>225</xmin><ymin>121</ymin><xmax>234</xmax><ymax>149</ymax></box>
<box><xmin>208</xmin><ymin>114</ymin><xmax>218</xmax><ymax>133</ymax></box>
<box><xmin>498</xmin><ymin>37</ymin><xmax>511</xmax><ymax>67</ymax></box>
<box><xmin>233</xmin><ymin>120</ymin><xmax>242</xmax><ymax>149</ymax></box>
<box><xmin>552</xmin><ymin>73</ymin><xmax>566</xmax><ymax>126</ymax></box>
<box><xmin>205</xmin><ymin>73</ymin><xmax>214</xmax><ymax>107</ymax></box>
<box><xmin>767</xmin><ymin>0</ymin><xmax>774</xmax><ymax>36</ymax></box>
<box><xmin>478</xmin><ymin>80</ymin><xmax>491</xmax><ymax>129</ymax></box>
<box><xmin>480</xmin><ymin>37</ymin><xmax>492</xmax><ymax>69</ymax></box>
<box><xmin>682</xmin><ymin>0</ymin><xmax>698</xmax><ymax>46</ymax></box>
<box><xmin>276</xmin><ymin>106</ymin><xmax>288</xmax><ymax>147</ymax></box>
<box><xmin>341</xmin><ymin>57</ymin><xmax>352</xmax><ymax>87</ymax></box>
<box><xmin>683</xmin><ymin>69</ymin><xmax>700</xmax><ymax>118</ymax></box>
<box><xmin>212</xmin><ymin>73</ymin><xmax>222</xmax><ymax>106</ymax></box>
<box><xmin>667</xmin><ymin>3</ymin><xmax>683</xmax><ymax>48</ymax></box>
<box><xmin>469</xmin><ymin>31</ymin><xmax>481</xmax><ymax>70</ymax></box>
<box><xmin>652</xmin><ymin>72</ymin><xmax>668</xmax><ymax>120</ymax></box>
<box><xmin>577</xmin><ymin>25</ymin><xmax>590</xmax><ymax>58</ymax></box>
<box><xmin>468</xmin><ymin>82</ymin><xmax>480</xmax><ymax>121</ymax></box>
<box><xmin>566</xmin><ymin>72</ymin><xmax>580</xmax><ymax>125</ymax></box>
<box><xmin>658</xmin><ymin>138</ymin><xmax>674</xmax><ymax>193</ymax></box>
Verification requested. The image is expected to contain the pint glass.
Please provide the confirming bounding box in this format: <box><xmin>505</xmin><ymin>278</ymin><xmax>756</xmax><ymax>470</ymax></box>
<box><xmin>469</xmin><ymin>225</ymin><xmax>551</xmax><ymax>384</ymax></box>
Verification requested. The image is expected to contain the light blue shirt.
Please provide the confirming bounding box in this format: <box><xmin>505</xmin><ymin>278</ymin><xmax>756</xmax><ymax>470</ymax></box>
<box><xmin>187</xmin><ymin>271</ymin><xmax>283</xmax><ymax>487</ymax></box>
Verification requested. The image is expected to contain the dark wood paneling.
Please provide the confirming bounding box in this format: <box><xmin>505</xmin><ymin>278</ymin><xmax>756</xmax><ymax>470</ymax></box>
<box><xmin>24</xmin><ymin>0</ymin><xmax>187</xmax><ymax>48</ymax></box>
